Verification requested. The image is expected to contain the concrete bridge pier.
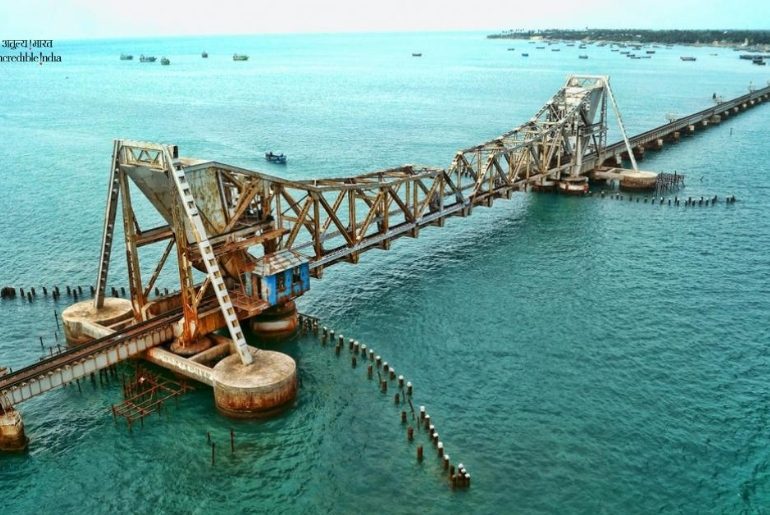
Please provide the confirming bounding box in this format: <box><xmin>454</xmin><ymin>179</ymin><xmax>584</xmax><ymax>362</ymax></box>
<box><xmin>666</xmin><ymin>131</ymin><xmax>680</xmax><ymax>143</ymax></box>
<box><xmin>687</xmin><ymin>124</ymin><xmax>695</xmax><ymax>134</ymax></box>
<box><xmin>633</xmin><ymin>146</ymin><xmax>645</xmax><ymax>160</ymax></box>
<box><xmin>61</xmin><ymin>298</ymin><xmax>134</xmax><ymax>345</ymax></box>
<box><xmin>645</xmin><ymin>138</ymin><xmax>664</xmax><ymax>150</ymax></box>
<box><xmin>0</xmin><ymin>407</ymin><xmax>28</xmax><ymax>452</ymax></box>
<box><xmin>709</xmin><ymin>114</ymin><xmax>721</xmax><ymax>124</ymax></box>
<box><xmin>248</xmin><ymin>301</ymin><xmax>299</xmax><ymax>342</ymax></box>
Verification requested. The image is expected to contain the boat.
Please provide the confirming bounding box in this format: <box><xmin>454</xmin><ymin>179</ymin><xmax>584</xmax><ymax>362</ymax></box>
<box><xmin>578</xmin><ymin>55</ymin><xmax>588</xmax><ymax>59</ymax></box>
<box><xmin>120</xmin><ymin>54</ymin><xmax>133</xmax><ymax>61</ymax></box>
<box><xmin>680</xmin><ymin>56</ymin><xmax>696</xmax><ymax>61</ymax></box>
<box><xmin>646</xmin><ymin>50</ymin><xmax>655</xmax><ymax>54</ymax></box>
<box><xmin>201</xmin><ymin>51</ymin><xmax>208</xmax><ymax>58</ymax></box>
<box><xmin>412</xmin><ymin>53</ymin><xmax>422</xmax><ymax>57</ymax></box>
<box><xmin>160</xmin><ymin>57</ymin><xmax>170</xmax><ymax>66</ymax></box>
<box><xmin>521</xmin><ymin>53</ymin><xmax>529</xmax><ymax>57</ymax></box>
<box><xmin>536</xmin><ymin>46</ymin><xmax>545</xmax><ymax>49</ymax></box>
<box><xmin>233</xmin><ymin>54</ymin><xmax>249</xmax><ymax>61</ymax></box>
<box><xmin>557</xmin><ymin>176</ymin><xmax>589</xmax><ymax>195</ymax></box>
<box><xmin>139</xmin><ymin>55</ymin><xmax>157</xmax><ymax>63</ymax></box>
<box><xmin>579</xmin><ymin>45</ymin><xmax>587</xmax><ymax>49</ymax></box>
<box><xmin>551</xmin><ymin>48</ymin><xmax>561</xmax><ymax>52</ymax></box>
<box><xmin>265</xmin><ymin>152</ymin><xmax>287</xmax><ymax>164</ymax></box>
<box><xmin>753</xmin><ymin>58</ymin><xmax>766</xmax><ymax>66</ymax></box>
<box><xmin>507</xmin><ymin>48</ymin><xmax>515</xmax><ymax>51</ymax></box>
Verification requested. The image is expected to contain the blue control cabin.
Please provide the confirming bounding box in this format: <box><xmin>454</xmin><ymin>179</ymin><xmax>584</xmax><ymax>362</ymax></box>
<box><xmin>252</xmin><ymin>250</ymin><xmax>310</xmax><ymax>306</ymax></box>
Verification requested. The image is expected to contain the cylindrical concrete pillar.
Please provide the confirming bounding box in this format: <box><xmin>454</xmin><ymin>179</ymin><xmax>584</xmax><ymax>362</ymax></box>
<box><xmin>248</xmin><ymin>301</ymin><xmax>299</xmax><ymax>341</ymax></box>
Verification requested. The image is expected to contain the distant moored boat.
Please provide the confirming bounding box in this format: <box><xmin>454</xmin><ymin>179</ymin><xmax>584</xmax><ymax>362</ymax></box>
<box><xmin>680</xmin><ymin>56</ymin><xmax>696</xmax><ymax>61</ymax></box>
<box><xmin>139</xmin><ymin>55</ymin><xmax>157</xmax><ymax>63</ymax></box>
<box><xmin>120</xmin><ymin>53</ymin><xmax>133</xmax><ymax>60</ymax></box>
<box><xmin>412</xmin><ymin>53</ymin><xmax>422</xmax><ymax>57</ymax></box>
<box><xmin>579</xmin><ymin>55</ymin><xmax>588</xmax><ymax>59</ymax></box>
<box><xmin>521</xmin><ymin>53</ymin><xmax>529</xmax><ymax>57</ymax></box>
<box><xmin>160</xmin><ymin>57</ymin><xmax>170</xmax><ymax>66</ymax></box>
<box><xmin>233</xmin><ymin>54</ymin><xmax>249</xmax><ymax>61</ymax></box>
<box><xmin>201</xmin><ymin>51</ymin><xmax>208</xmax><ymax>58</ymax></box>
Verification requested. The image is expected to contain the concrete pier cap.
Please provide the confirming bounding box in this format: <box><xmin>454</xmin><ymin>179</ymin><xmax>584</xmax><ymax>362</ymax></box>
<box><xmin>61</xmin><ymin>298</ymin><xmax>134</xmax><ymax>344</ymax></box>
<box><xmin>212</xmin><ymin>347</ymin><xmax>297</xmax><ymax>418</ymax></box>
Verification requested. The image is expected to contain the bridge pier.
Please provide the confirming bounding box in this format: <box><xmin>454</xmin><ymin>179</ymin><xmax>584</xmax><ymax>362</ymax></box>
<box><xmin>212</xmin><ymin>347</ymin><xmax>297</xmax><ymax>418</ymax></box>
<box><xmin>709</xmin><ymin>114</ymin><xmax>721</xmax><ymax>124</ymax></box>
<box><xmin>0</xmin><ymin>407</ymin><xmax>28</xmax><ymax>452</ymax></box>
<box><xmin>645</xmin><ymin>138</ymin><xmax>664</xmax><ymax>150</ymax></box>
<box><xmin>687</xmin><ymin>124</ymin><xmax>695</xmax><ymax>134</ymax></box>
<box><xmin>61</xmin><ymin>298</ymin><xmax>134</xmax><ymax>345</ymax></box>
<box><xmin>248</xmin><ymin>301</ymin><xmax>298</xmax><ymax>342</ymax></box>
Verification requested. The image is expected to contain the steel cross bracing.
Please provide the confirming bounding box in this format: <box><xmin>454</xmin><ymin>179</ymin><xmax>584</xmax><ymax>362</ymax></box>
<box><xmin>88</xmin><ymin>76</ymin><xmax>645</xmax><ymax>362</ymax></box>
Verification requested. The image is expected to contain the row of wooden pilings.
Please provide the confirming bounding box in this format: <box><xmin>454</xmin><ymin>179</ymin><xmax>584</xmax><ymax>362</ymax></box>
<box><xmin>298</xmin><ymin>314</ymin><xmax>471</xmax><ymax>489</ymax></box>
<box><xmin>596</xmin><ymin>191</ymin><xmax>737</xmax><ymax>206</ymax></box>
<box><xmin>0</xmin><ymin>284</ymin><xmax>174</xmax><ymax>302</ymax></box>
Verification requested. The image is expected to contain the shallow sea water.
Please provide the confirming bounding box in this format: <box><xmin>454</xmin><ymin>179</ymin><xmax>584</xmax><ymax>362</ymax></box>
<box><xmin>1</xmin><ymin>32</ymin><xmax>770</xmax><ymax>513</ymax></box>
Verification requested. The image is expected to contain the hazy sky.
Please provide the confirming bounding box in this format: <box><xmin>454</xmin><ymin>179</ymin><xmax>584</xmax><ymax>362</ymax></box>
<box><xmin>2</xmin><ymin>0</ymin><xmax>768</xmax><ymax>39</ymax></box>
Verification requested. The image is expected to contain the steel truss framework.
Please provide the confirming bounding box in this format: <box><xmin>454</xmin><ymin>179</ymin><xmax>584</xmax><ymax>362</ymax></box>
<box><xmin>93</xmin><ymin>75</ymin><xmax>636</xmax><ymax>363</ymax></box>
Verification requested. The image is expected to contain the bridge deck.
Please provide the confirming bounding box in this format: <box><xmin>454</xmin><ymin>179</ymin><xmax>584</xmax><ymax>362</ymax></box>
<box><xmin>2</xmin><ymin>84</ymin><xmax>768</xmax><ymax>410</ymax></box>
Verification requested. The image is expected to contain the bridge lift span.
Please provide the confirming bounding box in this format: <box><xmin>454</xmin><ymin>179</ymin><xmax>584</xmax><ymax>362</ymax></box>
<box><xmin>90</xmin><ymin>76</ymin><xmax>636</xmax><ymax>365</ymax></box>
<box><xmin>1</xmin><ymin>75</ymin><xmax>650</xmax><ymax>432</ymax></box>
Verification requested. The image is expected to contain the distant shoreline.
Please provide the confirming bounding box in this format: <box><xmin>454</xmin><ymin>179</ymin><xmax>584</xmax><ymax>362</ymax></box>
<box><xmin>487</xmin><ymin>29</ymin><xmax>770</xmax><ymax>50</ymax></box>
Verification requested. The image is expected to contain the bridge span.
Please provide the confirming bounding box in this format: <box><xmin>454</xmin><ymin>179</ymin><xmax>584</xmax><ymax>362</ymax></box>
<box><xmin>2</xmin><ymin>76</ymin><xmax>769</xmax><ymax>439</ymax></box>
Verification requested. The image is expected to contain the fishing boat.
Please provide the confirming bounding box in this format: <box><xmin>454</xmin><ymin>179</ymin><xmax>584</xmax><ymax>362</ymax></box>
<box><xmin>753</xmin><ymin>58</ymin><xmax>766</xmax><ymax>66</ymax></box>
<box><xmin>201</xmin><ymin>51</ymin><xmax>208</xmax><ymax>58</ymax></box>
<box><xmin>680</xmin><ymin>56</ymin><xmax>696</xmax><ymax>61</ymax></box>
<box><xmin>139</xmin><ymin>55</ymin><xmax>157</xmax><ymax>63</ymax></box>
<box><xmin>646</xmin><ymin>50</ymin><xmax>655</xmax><ymax>54</ymax></box>
<box><xmin>521</xmin><ymin>53</ymin><xmax>529</xmax><ymax>57</ymax></box>
<box><xmin>412</xmin><ymin>53</ymin><xmax>422</xmax><ymax>57</ymax></box>
<box><xmin>233</xmin><ymin>54</ymin><xmax>249</xmax><ymax>61</ymax></box>
<box><xmin>578</xmin><ymin>55</ymin><xmax>588</xmax><ymax>59</ymax></box>
<box><xmin>507</xmin><ymin>48</ymin><xmax>515</xmax><ymax>51</ymax></box>
<box><xmin>160</xmin><ymin>57</ymin><xmax>170</xmax><ymax>66</ymax></box>
<box><xmin>265</xmin><ymin>152</ymin><xmax>287</xmax><ymax>164</ymax></box>
<box><xmin>551</xmin><ymin>48</ymin><xmax>561</xmax><ymax>52</ymax></box>
<box><xmin>120</xmin><ymin>54</ymin><xmax>133</xmax><ymax>60</ymax></box>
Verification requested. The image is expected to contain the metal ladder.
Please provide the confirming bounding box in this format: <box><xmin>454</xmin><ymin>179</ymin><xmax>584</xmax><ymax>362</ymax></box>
<box><xmin>94</xmin><ymin>140</ymin><xmax>122</xmax><ymax>309</ymax></box>
<box><xmin>164</xmin><ymin>148</ymin><xmax>254</xmax><ymax>366</ymax></box>
<box><xmin>602</xmin><ymin>78</ymin><xmax>639</xmax><ymax>172</ymax></box>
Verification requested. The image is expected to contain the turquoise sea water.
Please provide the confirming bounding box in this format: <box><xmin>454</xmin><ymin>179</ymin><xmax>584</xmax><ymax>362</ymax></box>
<box><xmin>1</xmin><ymin>32</ymin><xmax>770</xmax><ymax>513</ymax></box>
